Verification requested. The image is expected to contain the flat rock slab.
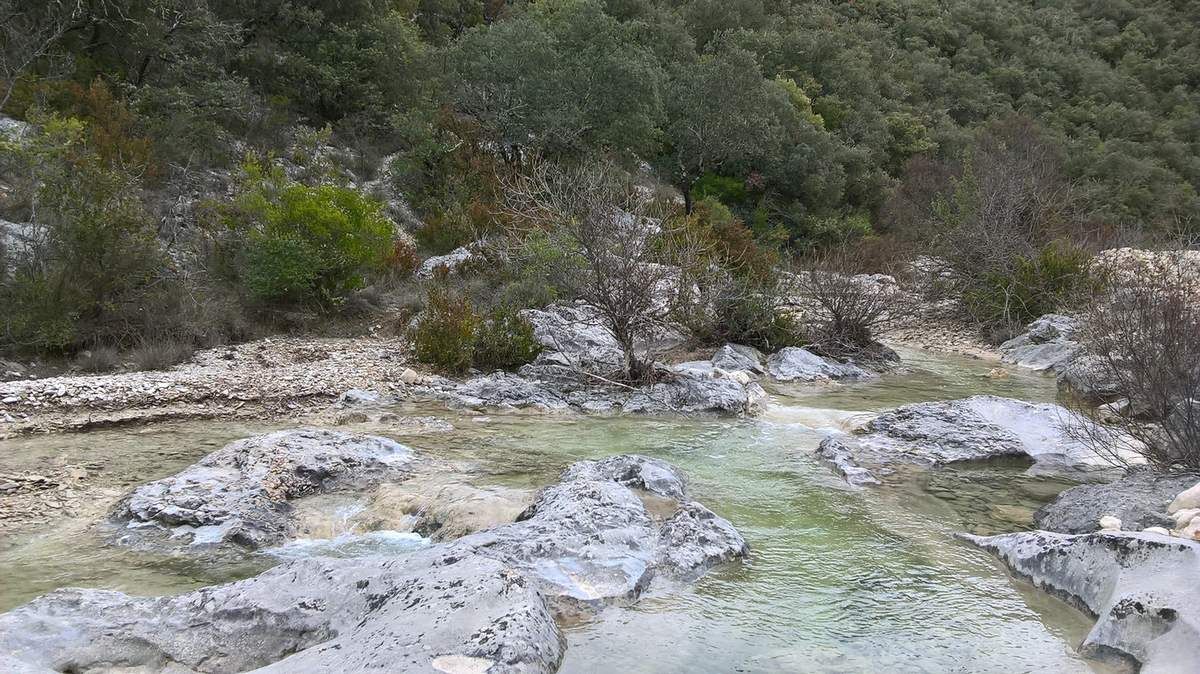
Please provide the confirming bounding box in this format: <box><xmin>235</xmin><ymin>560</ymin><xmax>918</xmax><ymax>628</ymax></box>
<box><xmin>967</xmin><ymin>530</ymin><xmax>1200</xmax><ymax>674</ymax></box>
<box><xmin>0</xmin><ymin>546</ymin><xmax>564</xmax><ymax>674</ymax></box>
<box><xmin>1034</xmin><ymin>469</ymin><xmax>1200</xmax><ymax>534</ymax></box>
<box><xmin>442</xmin><ymin>371</ymin><xmax>765</xmax><ymax>418</ymax></box>
<box><xmin>814</xmin><ymin>395</ymin><xmax>1118</xmax><ymax>485</ymax></box>
<box><xmin>111</xmin><ymin>428</ymin><xmax>414</xmax><ymax>550</ymax></box>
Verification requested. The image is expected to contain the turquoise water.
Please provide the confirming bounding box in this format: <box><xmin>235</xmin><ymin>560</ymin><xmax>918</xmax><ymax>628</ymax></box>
<box><xmin>0</xmin><ymin>350</ymin><xmax>1109</xmax><ymax>672</ymax></box>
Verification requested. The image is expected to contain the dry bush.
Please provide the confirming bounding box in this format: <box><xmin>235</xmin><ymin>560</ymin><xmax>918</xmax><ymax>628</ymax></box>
<box><xmin>794</xmin><ymin>246</ymin><xmax>909</xmax><ymax>363</ymax></box>
<box><xmin>891</xmin><ymin>116</ymin><xmax>1095</xmax><ymax>337</ymax></box>
<box><xmin>129</xmin><ymin>340</ymin><xmax>195</xmax><ymax>371</ymax></box>
<box><xmin>500</xmin><ymin>158</ymin><xmax>677</xmax><ymax>383</ymax></box>
<box><xmin>74</xmin><ymin>345</ymin><xmax>121</xmax><ymax>373</ymax></box>
<box><xmin>1066</xmin><ymin>252</ymin><xmax>1200</xmax><ymax>471</ymax></box>
<box><xmin>661</xmin><ymin>203</ymin><xmax>803</xmax><ymax>353</ymax></box>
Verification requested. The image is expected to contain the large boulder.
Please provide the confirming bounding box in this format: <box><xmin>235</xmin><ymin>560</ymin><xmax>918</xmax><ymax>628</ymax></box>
<box><xmin>1034</xmin><ymin>469</ymin><xmax>1200</xmax><ymax>534</ymax></box>
<box><xmin>967</xmin><ymin>531</ymin><xmax>1200</xmax><ymax>674</ymax></box>
<box><xmin>998</xmin><ymin>314</ymin><xmax>1081</xmax><ymax>372</ymax></box>
<box><xmin>110</xmin><ymin>429</ymin><xmax>414</xmax><ymax>551</ymax></box>
<box><xmin>448</xmin><ymin>454</ymin><xmax>748</xmax><ymax>608</ymax></box>
<box><xmin>766</xmin><ymin>347</ymin><xmax>875</xmax><ymax>383</ymax></box>
<box><xmin>0</xmin><ymin>546</ymin><xmax>565</xmax><ymax>674</ymax></box>
<box><xmin>711</xmin><ymin>344</ymin><xmax>766</xmax><ymax>375</ymax></box>
<box><xmin>1057</xmin><ymin>354</ymin><xmax>1124</xmax><ymax>403</ymax></box>
<box><xmin>519</xmin><ymin>303</ymin><xmax>626</xmax><ymax>382</ymax></box>
<box><xmin>814</xmin><ymin>396</ymin><xmax>1119</xmax><ymax>485</ymax></box>
<box><xmin>559</xmin><ymin>454</ymin><xmax>687</xmax><ymax>499</ymax></box>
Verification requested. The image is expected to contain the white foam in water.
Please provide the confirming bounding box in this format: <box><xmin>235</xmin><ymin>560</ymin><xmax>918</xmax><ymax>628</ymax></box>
<box><xmin>266</xmin><ymin>530</ymin><xmax>429</xmax><ymax>560</ymax></box>
<box><xmin>762</xmin><ymin>404</ymin><xmax>873</xmax><ymax>432</ymax></box>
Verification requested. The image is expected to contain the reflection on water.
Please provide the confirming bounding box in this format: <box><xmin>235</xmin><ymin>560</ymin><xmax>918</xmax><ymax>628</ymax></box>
<box><xmin>0</xmin><ymin>350</ymin><xmax>1109</xmax><ymax>672</ymax></box>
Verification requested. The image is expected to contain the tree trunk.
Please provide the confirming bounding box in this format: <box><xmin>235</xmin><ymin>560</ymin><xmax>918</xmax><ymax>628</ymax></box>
<box><xmin>682</xmin><ymin>183</ymin><xmax>693</xmax><ymax>215</ymax></box>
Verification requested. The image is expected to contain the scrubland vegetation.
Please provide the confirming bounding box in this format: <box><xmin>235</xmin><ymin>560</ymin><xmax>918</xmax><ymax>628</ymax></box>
<box><xmin>0</xmin><ymin>0</ymin><xmax>1197</xmax><ymax>375</ymax></box>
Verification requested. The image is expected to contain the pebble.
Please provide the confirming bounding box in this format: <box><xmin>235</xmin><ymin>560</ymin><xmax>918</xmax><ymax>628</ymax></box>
<box><xmin>1098</xmin><ymin>515</ymin><xmax>1122</xmax><ymax>531</ymax></box>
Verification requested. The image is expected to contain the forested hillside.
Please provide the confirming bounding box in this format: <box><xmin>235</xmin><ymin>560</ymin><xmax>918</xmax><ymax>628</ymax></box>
<box><xmin>1</xmin><ymin>0</ymin><xmax>1197</xmax><ymax>360</ymax></box>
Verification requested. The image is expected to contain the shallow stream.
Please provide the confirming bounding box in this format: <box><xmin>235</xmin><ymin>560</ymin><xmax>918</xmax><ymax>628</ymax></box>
<box><xmin>0</xmin><ymin>348</ymin><xmax>1114</xmax><ymax>672</ymax></box>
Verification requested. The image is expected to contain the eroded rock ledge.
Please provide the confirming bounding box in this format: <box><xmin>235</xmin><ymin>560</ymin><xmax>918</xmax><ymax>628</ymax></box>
<box><xmin>814</xmin><ymin>395</ymin><xmax>1119</xmax><ymax>486</ymax></box>
<box><xmin>966</xmin><ymin>531</ymin><xmax>1200</xmax><ymax>674</ymax></box>
<box><xmin>0</xmin><ymin>546</ymin><xmax>565</xmax><ymax>674</ymax></box>
<box><xmin>110</xmin><ymin>428</ymin><xmax>415</xmax><ymax>551</ymax></box>
<box><xmin>0</xmin><ymin>448</ymin><xmax>747</xmax><ymax>673</ymax></box>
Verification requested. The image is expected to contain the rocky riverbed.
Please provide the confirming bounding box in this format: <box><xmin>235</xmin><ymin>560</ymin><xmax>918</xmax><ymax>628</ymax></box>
<box><xmin>1</xmin><ymin>332</ymin><xmax>1198</xmax><ymax>672</ymax></box>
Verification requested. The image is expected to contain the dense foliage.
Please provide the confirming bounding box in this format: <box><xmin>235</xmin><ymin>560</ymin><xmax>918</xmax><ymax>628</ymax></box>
<box><xmin>219</xmin><ymin>159</ymin><xmax>395</xmax><ymax>306</ymax></box>
<box><xmin>2</xmin><ymin>0</ymin><xmax>1198</xmax><ymax>357</ymax></box>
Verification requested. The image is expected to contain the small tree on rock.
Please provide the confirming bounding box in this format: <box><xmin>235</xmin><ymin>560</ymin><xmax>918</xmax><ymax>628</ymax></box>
<box><xmin>501</xmin><ymin>159</ymin><xmax>676</xmax><ymax>384</ymax></box>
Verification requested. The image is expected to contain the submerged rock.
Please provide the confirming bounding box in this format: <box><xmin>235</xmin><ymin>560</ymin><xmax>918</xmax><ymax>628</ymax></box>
<box><xmin>363</xmin><ymin>479</ymin><xmax>535</xmax><ymax>541</ymax></box>
<box><xmin>967</xmin><ymin>531</ymin><xmax>1200</xmax><ymax>674</ymax></box>
<box><xmin>110</xmin><ymin>428</ymin><xmax>414</xmax><ymax>550</ymax></box>
<box><xmin>813</xmin><ymin>395</ymin><xmax>1120</xmax><ymax>485</ymax></box>
<box><xmin>998</xmin><ymin>314</ymin><xmax>1080</xmax><ymax>372</ymax></box>
<box><xmin>766</xmin><ymin>347</ymin><xmax>875</xmax><ymax>383</ymax></box>
<box><xmin>0</xmin><ymin>546</ymin><xmax>565</xmax><ymax>673</ymax></box>
<box><xmin>814</xmin><ymin>436</ymin><xmax>881</xmax><ymax>487</ymax></box>
<box><xmin>1034</xmin><ymin>469</ymin><xmax>1199</xmax><ymax>534</ymax></box>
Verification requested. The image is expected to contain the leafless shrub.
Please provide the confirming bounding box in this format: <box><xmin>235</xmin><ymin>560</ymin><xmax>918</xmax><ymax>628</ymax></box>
<box><xmin>500</xmin><ymin>158</ymin><xmax>678</xmax><ymax>383</ymax></box>
<box><xmin>898</xmin><ymin>117</ymin><xmax>1096</xmax><ymax>336</ymax></box>
<box><xmin>1066</xmin><ymin>252</ymin><xmax>1200</xmax><ymax>471</ymax></box>
<box><xmin>794</xmin><ymin>246</ymin><xmax>910</xmax><ymax>363</ymax></box>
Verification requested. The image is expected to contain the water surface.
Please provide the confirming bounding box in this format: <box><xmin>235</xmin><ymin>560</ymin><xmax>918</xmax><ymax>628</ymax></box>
<box><xmin>0</xmin><ymin>350</ymin><xmax>1108</xmax><ymax>673</ymax></box>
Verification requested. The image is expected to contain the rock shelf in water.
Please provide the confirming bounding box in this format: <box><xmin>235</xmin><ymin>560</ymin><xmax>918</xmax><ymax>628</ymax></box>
<box><xmin>0</xmin><ymin>446</ymin><xmax>747</xmax><ymax>672</ymax></box>
<box><xmin>815</xmin><ymin>395</ymin><xmax>1122</xmax><ymax>486</ymax></box>
<box><xmin>967</xmin><ymin>530</ymin><xmax>1200</xmax><ymax>674</ymax></box>
<box><xmin>110</xmin><ymin>428</ymin><xmax>415</xmax><ymax>551</ymax></box>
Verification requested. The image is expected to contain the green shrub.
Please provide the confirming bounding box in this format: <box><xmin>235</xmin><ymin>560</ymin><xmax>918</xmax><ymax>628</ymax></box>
<box><xmin>473</xmin><ymin>308</ymin><xmax>542</xmax><ymax>371</ymax></box>
<box><xmin>224</xmin><ymin>158</ymin><xmax>394</xmax><ymax>306</ymax></box>
<box><xmin>412</xmin><ymin>285</ymin><xmax>478</xmax><ymax>374</ymax></box>
<box><xmin>711</xmin><ymin>280</ymin><xmax>808</xmax><ymax>353</ymax></box>
<box><xmin>962</xmin><ymin>242</ymin><xmax>1089</xmax><ymax>336</ymax></box>
<box><xmin>693</xmin><ymin>174</ymin><xmax>748</xmax><ymax>205</ymax></box>
<box><xmin>0</xmin><ymin>113</ymin><xmax>172</xmax><ymax>353</ymax></box>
